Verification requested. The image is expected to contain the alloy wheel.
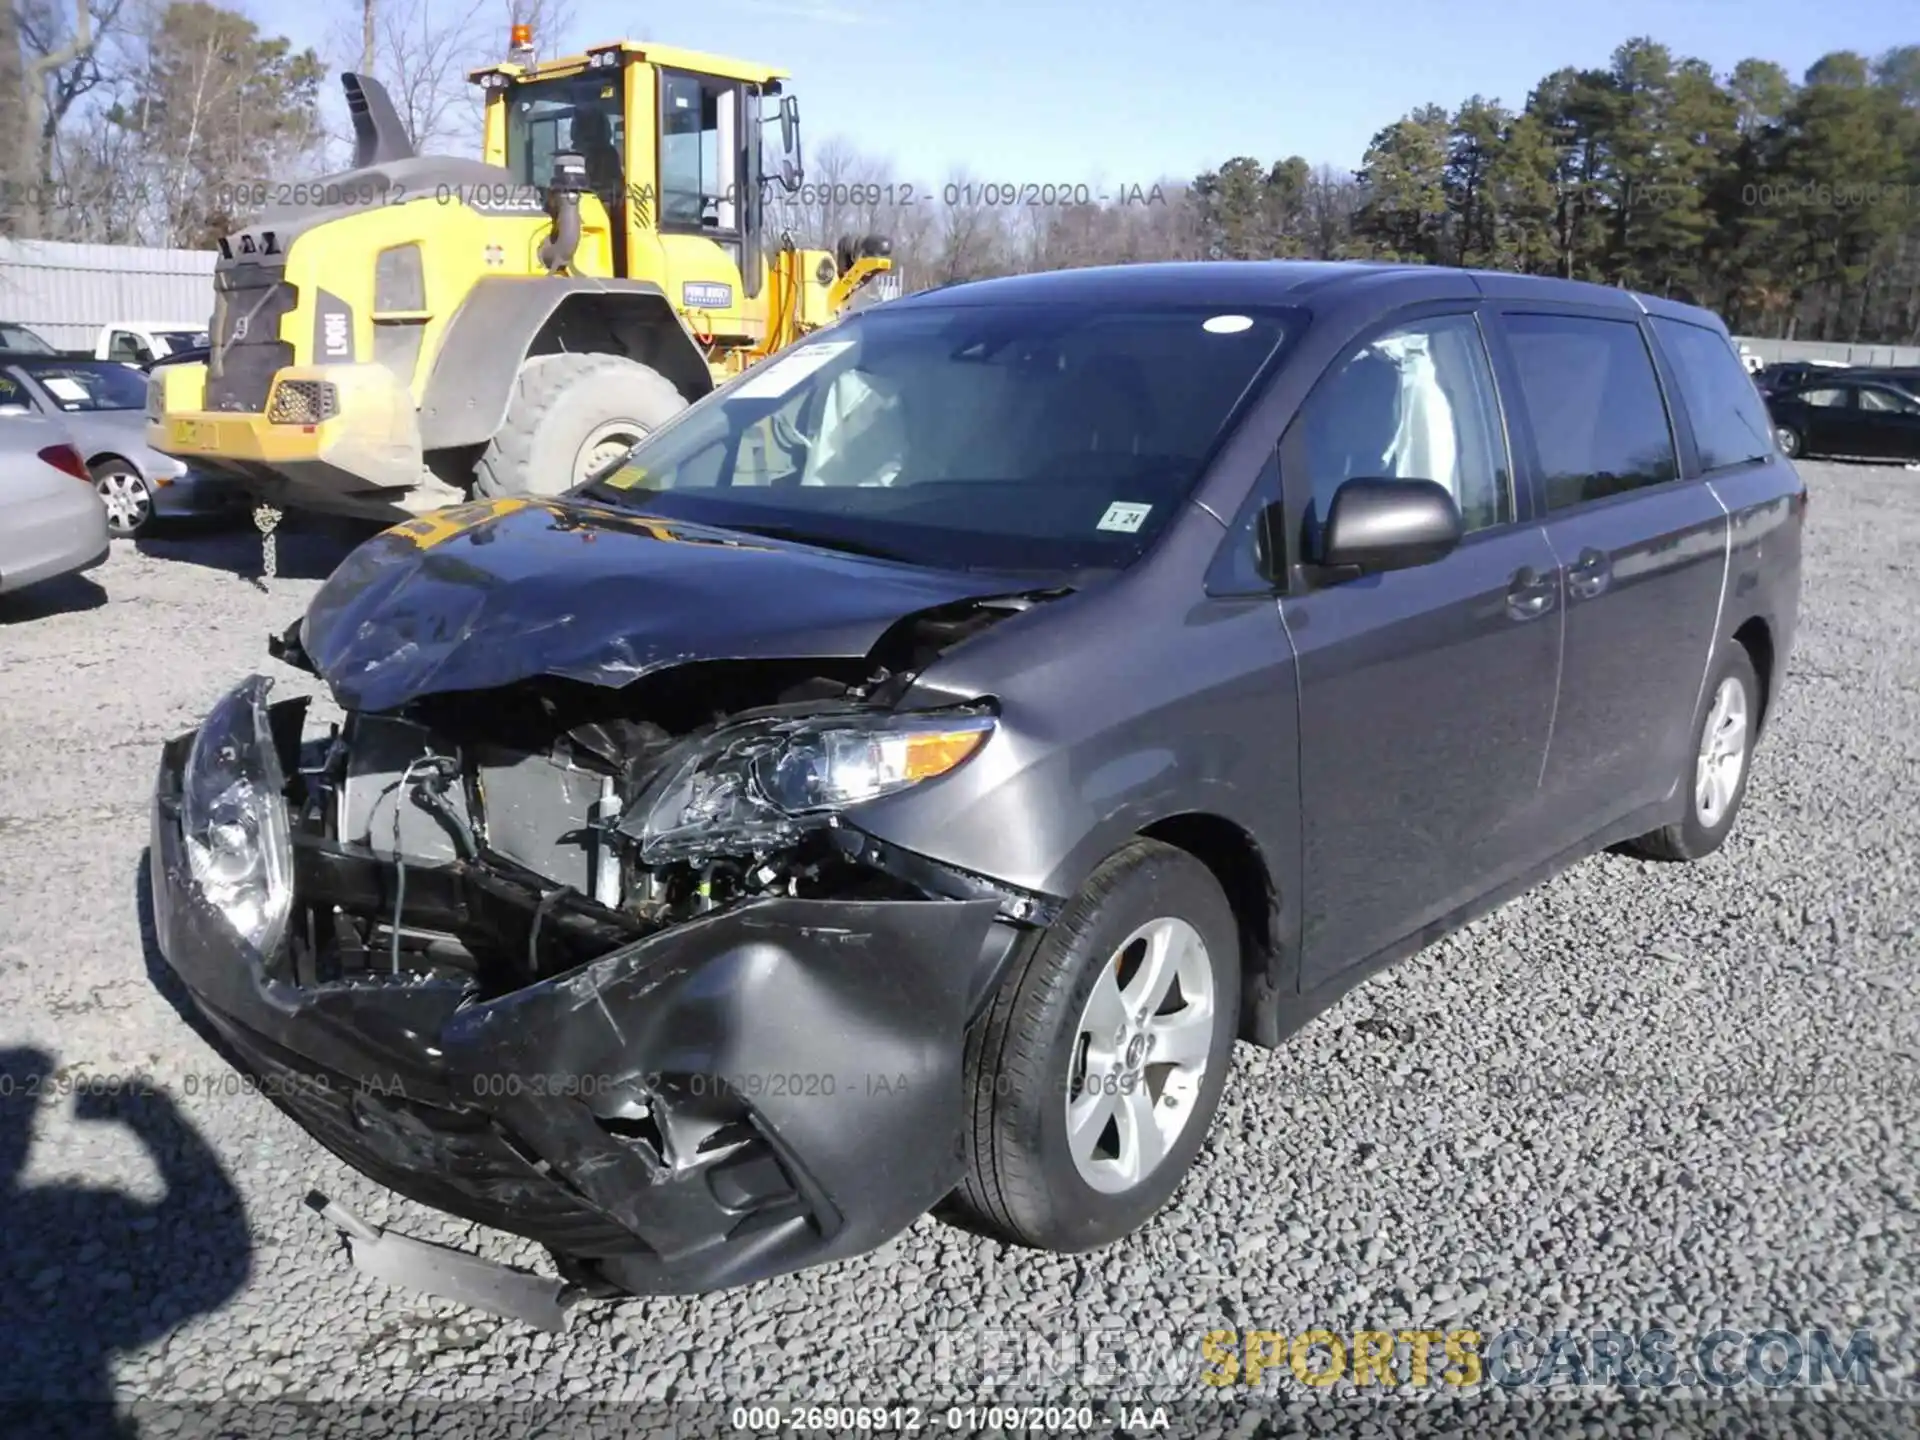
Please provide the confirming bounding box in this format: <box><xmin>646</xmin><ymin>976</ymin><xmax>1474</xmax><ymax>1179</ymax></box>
<box><xmin>97</xmin><ymin>467</ymin><xmax>152</xmax><ymax>537</ymax></box>
<box><xmin>1695</xmin><ymin>675</ymin><xmax>1750</xmax><ymax>828</ymax></box>
<box><xmin>1065</xmin><ymin>916</ymin><xmax>1217</xmax><ymax>1194</ymax></box>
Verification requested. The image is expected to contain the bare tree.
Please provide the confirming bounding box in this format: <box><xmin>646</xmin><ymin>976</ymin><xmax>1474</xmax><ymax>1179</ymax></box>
<box><xmin>0</xmin><ymin>3</ymin><xmax>28</xmax><ymax>233</ymax></box>
<box><xmin>320</xmin><ymin>0</ymin><xmax>492</xmax><ymax>159</ymax></box>
<box><xmin>107</xmin><ymin>0</ymin><xmax>327</xmax><ymax>247</ymax></box>
<box><xmin>930</xmin><ymin>166</ymin><xmax>1009</xmax><ymax>283</ymax></box>
<box><xmin>9</xmin><ymin>0</ymin><xmax>102</xmax><ymax>237</ymax></box>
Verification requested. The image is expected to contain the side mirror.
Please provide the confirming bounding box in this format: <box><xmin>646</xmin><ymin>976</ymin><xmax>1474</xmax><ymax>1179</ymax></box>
<box><xmin>1319</xmin><ymin>477</ymin><xmax>1463</xmax><ymax>575</ymax></box>
<box><xmin>779</xmin><ymin>95</ymin><xmax>799</xmax><ymax>156</ymax></box>
<box><xmin>780</xmin><ymin>156</ymin><xmax>802</xmax><ymax>193</ymax></box>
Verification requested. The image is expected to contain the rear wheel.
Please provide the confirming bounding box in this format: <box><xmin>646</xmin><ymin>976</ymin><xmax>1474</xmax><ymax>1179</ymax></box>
<box><xmin>93</xmin><ymin>460</ymin><xmax>154</xmax><ymax>538</ymax></box>
<box><xmin>1774</xmin><ymin>425</ymin><xmax>1803</xmax><ymax>459</ymax></box>
<box><xmin>1625</xmin><ymin>643</ymin><xmax>1761</xmax><ymax>862</ymax></box>
<box><xmin>472</xmin><ymin>352</ymin><xmax>688</xmax><ymax>501</ymax></box>
<box><xmin>952</xmin><ymin>839</ymin><xmax>1240</xmax><ymax>1251</ymax></box>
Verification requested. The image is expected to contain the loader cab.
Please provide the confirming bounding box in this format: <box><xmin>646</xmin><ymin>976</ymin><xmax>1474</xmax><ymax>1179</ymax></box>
<box><xmin>477</xmin><ymin>39</ymin><xmax>803</xmax><ymax>319</ymax></box>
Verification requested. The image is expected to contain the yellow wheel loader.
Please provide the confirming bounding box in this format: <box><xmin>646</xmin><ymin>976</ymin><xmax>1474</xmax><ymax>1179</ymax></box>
<box><xmin>146</xmin><ymin>27</ymin><xmax>895</xmax><ymax>522</ymax></box>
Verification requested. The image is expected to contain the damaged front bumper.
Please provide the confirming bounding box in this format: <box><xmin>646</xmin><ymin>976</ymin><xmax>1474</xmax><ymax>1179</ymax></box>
<box><xmin>148</xmin><ymin>694</ymin><xmax>1020</xmax><ymax>1296</ymax></box>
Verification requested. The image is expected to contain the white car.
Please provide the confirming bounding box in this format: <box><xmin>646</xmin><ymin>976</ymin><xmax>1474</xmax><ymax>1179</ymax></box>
<box><xmin>0</xmin><ymin>412</ymin><xmax>110</xmax><ymax>595</ymax></box>
<box><xmin>95</xmin><ymin>323</ymin><xmax>209</xmax><ymax>367</ymax></box>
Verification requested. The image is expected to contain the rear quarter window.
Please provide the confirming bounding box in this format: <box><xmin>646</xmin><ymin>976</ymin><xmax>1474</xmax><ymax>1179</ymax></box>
<box><xmin>1499</xmin><ymin>312</ymin><xmax>1679</xmax><ymax>512</ymax></box>
<box><xmin>1650</xmin><ymin>317</ymin><xmax>1776</xmax><ymax>472</ymax></box>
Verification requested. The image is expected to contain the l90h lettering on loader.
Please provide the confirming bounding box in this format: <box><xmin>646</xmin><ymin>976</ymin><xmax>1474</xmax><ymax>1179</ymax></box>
<box><xmin>146</xmin><ymin>28</ymin><xmax>895</xmax><ymax>527</ymax></box>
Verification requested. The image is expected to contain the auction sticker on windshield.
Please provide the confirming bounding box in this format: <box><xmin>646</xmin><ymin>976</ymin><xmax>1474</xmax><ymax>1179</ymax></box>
<box><xmin>732</xmin><ymin>341</ymin><xmax>856</xmax><ymax>400</ymax></box>
<box><xmin>43</xmin><ymin>376</ymin><xmax>89</xmax><ymax>404</ymax></box>
<box><xmin>1098</xmin><ymin>501</ymin><xmax>1152</xmax><ymax>533</ymax></box>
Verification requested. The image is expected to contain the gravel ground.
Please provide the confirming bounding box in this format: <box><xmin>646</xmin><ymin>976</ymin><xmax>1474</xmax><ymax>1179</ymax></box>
<box><xmin>0</xmin><ymin>468</ymin><xmax>1914</xmax><ymax>1434</ymax></box>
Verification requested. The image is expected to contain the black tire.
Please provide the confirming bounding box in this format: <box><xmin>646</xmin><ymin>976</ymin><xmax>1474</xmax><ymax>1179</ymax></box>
<box><xmin>1775</xmin><ymin>425</ymin><xmax>1803</xmax><ymax>459</ymax></box>
<box><xmin>91</xmin><ymin>458</ymin><xmax>154</xmax><ymax>538</ymax></box>
<box><xmin>1625</xmin><ymin>642</ymin><xmax>1762</xmax><ymax>862</ymax></box>
<box><xmin>472</xmin><ymin>352</ymin><xmax>688</xmax><ymax>501</ymax></box>
<box><xmin>953</xmin><ymin>839</ymin><xmax>1240</xmax><ymax>1252</ymax></box>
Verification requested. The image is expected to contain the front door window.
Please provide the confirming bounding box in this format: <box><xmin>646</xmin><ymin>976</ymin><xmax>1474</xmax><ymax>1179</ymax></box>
<box><xmin>660</xmin><ymin>71</ymin><xmax>742</xmax><ymax>232</ymax></box>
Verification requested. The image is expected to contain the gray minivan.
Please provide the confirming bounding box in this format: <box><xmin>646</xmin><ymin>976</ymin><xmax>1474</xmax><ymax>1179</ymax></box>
<box><xmin>149</xmin><ymin>260</ymin><xmax>1805</xmax><ymax>1300</ymax></box>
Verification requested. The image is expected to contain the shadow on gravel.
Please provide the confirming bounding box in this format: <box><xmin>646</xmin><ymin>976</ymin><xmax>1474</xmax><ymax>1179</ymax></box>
<box><xmin>134</xmin><ymin>853</ymin><xmax>253</xmax><ymax>1097</ymax></box>
<box><xmin>0</xmin><ymin>572</ymin><xmax>108</xmax><ymax>624</ymax></box>
<box><xmin>135</xmin><ymin>512</ymin><xmax>379</xmax><ymax>583</ymax></box>
<box><xmin>0</xmin><ymin>1042</ymin><xmax>251</xmax><ymax>1437</ymax></box>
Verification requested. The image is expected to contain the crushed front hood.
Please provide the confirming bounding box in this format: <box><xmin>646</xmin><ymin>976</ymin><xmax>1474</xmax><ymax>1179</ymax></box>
<box><xmin>297</xmin><ymin>498</ymin><xmax>1033</xmax><ymax>712</ymax></box>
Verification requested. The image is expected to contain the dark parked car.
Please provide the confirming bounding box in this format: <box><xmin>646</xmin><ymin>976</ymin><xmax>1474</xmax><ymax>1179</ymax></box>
<box><xmin>1754</xmin><ymin>359</ymin><xmax>1854</xmax><ymax>396</ymax></box>
<box><xmin>142</xmin><ymin>346</ymin><xmax>210</xmax><ymax>374</ymax></box>
<box><xmin>148</xmin><ymin>260</ymin><xmax>1806</xmax><ymax>1301</ymax></box>
<box><xmin>1765</xmin><ymin>376</ymin><xmax>1920</xmax><ymax>463</ymax></box>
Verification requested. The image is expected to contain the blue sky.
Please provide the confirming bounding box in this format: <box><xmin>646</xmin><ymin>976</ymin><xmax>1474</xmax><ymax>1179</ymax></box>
<box><xmin>263</xmin><ymin>0</ymin><xmax>1910</xmax><ymax>184</ymax></box>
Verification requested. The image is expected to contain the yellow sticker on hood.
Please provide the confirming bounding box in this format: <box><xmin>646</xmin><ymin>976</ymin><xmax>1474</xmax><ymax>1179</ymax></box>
<box><xmin>385</xmin><ymin>496</ymin><xmax>536</xmax><ymax>549</ymax></box>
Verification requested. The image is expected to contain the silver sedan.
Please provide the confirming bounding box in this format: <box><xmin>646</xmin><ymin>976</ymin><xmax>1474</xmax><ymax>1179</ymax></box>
<box><xmin>0</xmin><ymin>358</ymin><xmax>247</xmax><ymax>538</ymax></box>
<box><xmin>0</xmin><ymin>414</ymin><xmax>109</xmax><ymax>595</ymax></box>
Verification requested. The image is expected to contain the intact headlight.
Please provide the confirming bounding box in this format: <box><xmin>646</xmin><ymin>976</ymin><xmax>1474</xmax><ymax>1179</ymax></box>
<box><xmin>621</xmin><ymin>709</ymin><xmax>995</xmax><ymax>865</ymax></box>
<box><xmin>180</xmin><ymin>675</ymin><xmax>294</xmax><ymax>954</ymax></box>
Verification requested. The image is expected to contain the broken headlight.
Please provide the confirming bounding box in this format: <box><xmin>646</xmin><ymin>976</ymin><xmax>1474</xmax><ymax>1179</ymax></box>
<box><xmin>622</xmin><ymin>709</ymin><xmax>995</xmax><ymax>865</ymax></box>
<box><xmin>180</xmin><ymin>675</ymin><xmax>294</xmax><ymax>954</ymax></box>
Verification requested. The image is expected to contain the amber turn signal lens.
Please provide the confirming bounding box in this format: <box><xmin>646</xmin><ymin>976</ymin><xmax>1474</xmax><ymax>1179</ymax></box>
<box><xmin>900</xmin><ymin>729</ymin><xmax>989</xmax><ymax>781</ymax></box>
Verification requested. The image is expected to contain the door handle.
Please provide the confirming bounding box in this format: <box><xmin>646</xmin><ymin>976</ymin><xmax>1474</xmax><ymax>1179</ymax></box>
<box><xmin>1567</xmin><ymin>547</ymin><xmax>1611</xmax><ymax>600</ymax></box>
<box><xmin>1505</xmin><ymin>565</ymin><xmax>1555</xmax><ymax>621</ymax></box>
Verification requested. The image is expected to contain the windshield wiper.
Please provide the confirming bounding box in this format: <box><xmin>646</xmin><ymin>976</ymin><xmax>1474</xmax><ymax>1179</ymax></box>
<box><xmin>721</xmin><ymin>522</ymin><xmax>920</xmax><ymax>565</ymax></box>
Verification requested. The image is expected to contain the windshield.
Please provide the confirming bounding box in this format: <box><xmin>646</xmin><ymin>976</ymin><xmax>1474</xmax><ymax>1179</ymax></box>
<box><xmin>0</xmin><ymin>323</ymin><xmax>57</xmax><ymax>354</ymax></box>
<box><xmin>506</xmin><ymin>73</ymin><xmax>625</xmax><ymax>200</ymax></box>
<box><xmin>16</xmin><ymin>360</ymin><xmax>149</xmax><ymax>411</ymax></box>
<box><xmin>580</xmin><ymin>301</ymin><xmax>1302</xmax><ymax>574</ymax></box>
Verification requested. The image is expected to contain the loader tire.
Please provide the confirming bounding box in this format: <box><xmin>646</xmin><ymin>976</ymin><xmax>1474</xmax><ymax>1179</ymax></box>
<box><xmin>472</xmin><ymin>351</ymin><xmax>688</xmax><ymax>501</ymax></box>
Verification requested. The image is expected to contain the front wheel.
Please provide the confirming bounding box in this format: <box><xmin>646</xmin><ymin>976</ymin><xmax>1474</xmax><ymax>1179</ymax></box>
<box><xmin>952</xmin><ymin>839</ymin><xmax>1240</xmax><ymax>1252</ymax></box>
<box><xmin>472</xmin><ymin>352</ymin><xmax>689</xmax><ymax>500</ymax></box>
<box><xmin>1775</xmin><ymin>425</ymin><xmax>1803</xmax><ymax>459</ymax></box>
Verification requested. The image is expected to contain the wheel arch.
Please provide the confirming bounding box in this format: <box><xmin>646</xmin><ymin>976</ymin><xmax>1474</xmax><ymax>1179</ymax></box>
<box><xmin>1135</xmin><ymin>811</ymin><xmax>1289</xmax><ymax>1049</ymax></box>
<box><xmin>417</xmin><ymin>277</ymin><xmax>715</xmax><ymax>452</ymax></box>
<box><xmin>1732</xmin><ymin>614</ymin><xmax>1776</xmax><ymax>738</ymax></box>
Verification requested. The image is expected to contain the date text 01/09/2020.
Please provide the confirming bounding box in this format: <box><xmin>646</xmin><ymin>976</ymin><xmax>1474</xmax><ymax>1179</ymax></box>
<box><xmin>784</xmin><ymin>181</ymin><xmax>1169</xmax><ymax>208</ymax></box>
<box><xmin>658</xmin><ymin>181</ymin><xmax>1171</xmax><ymax>209</ymax></box>
<box><xmin>729</xmin><ymin>1403</ymin><xmax>1170</xmax><ymax>1432</ymax></box>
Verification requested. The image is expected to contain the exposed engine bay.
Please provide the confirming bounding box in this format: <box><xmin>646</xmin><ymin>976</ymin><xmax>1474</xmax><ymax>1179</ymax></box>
<box><xmin>265</xmin><ymin>595</ymin><xmax>1060</xmax><ymax>1004</ymax></box>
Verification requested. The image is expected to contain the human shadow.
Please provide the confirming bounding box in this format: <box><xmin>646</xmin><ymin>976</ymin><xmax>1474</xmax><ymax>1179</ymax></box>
<box><xmin>0</xmin><ymin>1043</ymin><xmax>253</xmax><ymax>1438</ymax></box>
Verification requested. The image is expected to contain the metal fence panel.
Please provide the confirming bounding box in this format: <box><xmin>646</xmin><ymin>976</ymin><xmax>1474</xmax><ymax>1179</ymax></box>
<box><xmin>0</xmin><ymin>239</ymin><xmax>218</xmax><ymax>350</ymax></box>
<box><xmin>1733</xmin><ymin>335</ymin><xmax>1920</xmax><ymax>368</ymax></box>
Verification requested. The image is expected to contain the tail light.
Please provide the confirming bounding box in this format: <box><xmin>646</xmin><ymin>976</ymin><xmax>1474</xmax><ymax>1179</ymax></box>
<box><xmin>39</xmin><ymin>444</ymin><xmax>89</xmax><ymax>481</ymax></box>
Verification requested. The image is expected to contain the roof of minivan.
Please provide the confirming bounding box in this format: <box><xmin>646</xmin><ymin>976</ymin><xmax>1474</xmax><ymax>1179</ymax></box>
<box><xmin>887</xmin><ymin>259</ymin><xmax>1724</xmax><ymax>330</ymax></box>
